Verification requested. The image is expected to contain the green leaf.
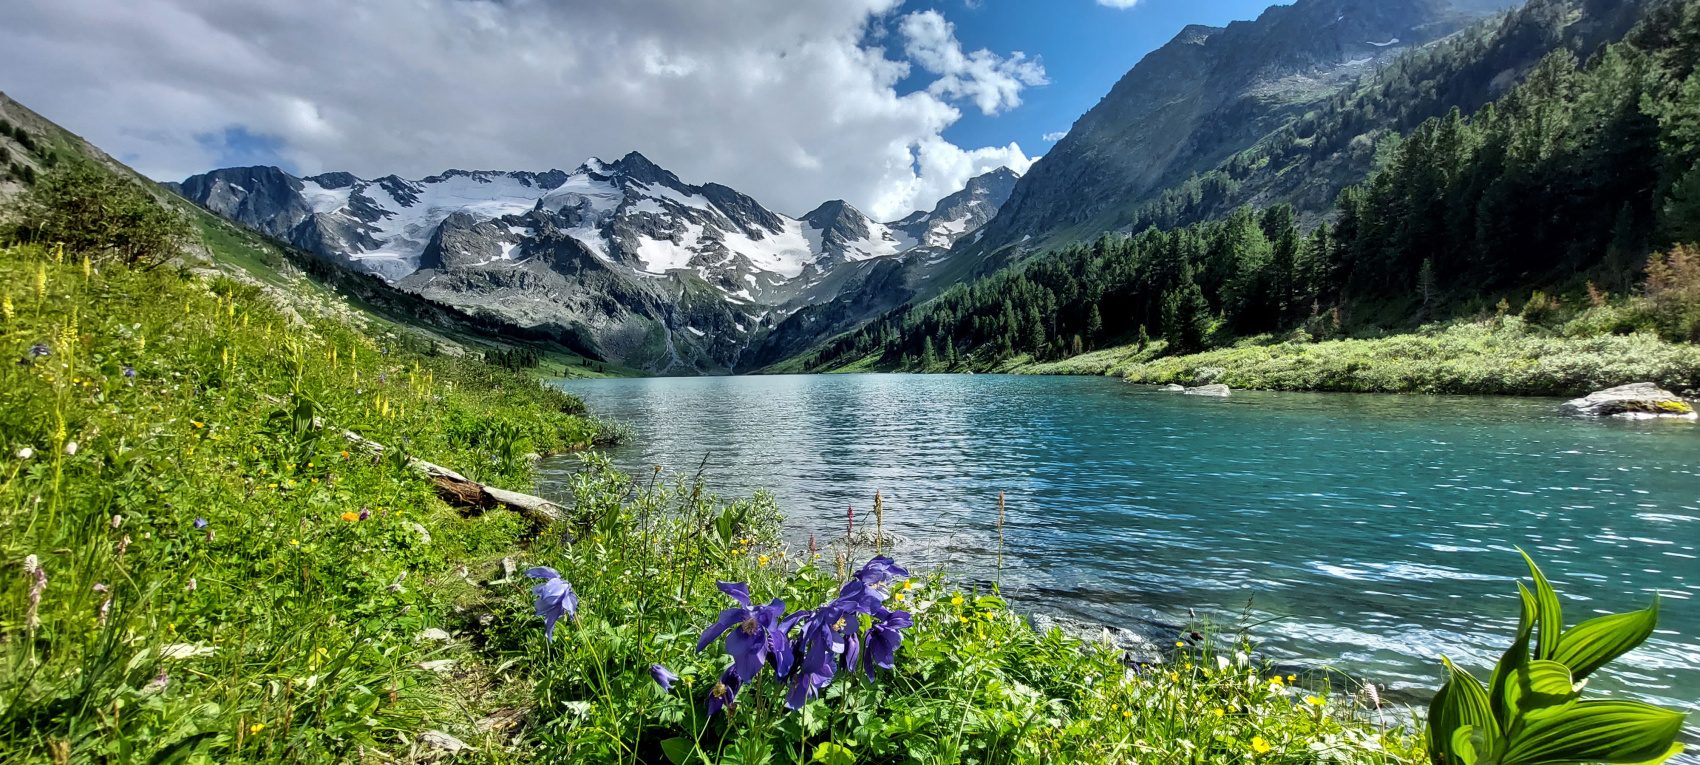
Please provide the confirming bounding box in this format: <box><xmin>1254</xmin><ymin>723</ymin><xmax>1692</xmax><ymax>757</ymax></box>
<box><xmin>1620</xmin><ymin>742</ymin><xmax>1686</xmax><ymax>765</ymax></box>
<box><xmin>1430</xmin><ymin>658</ymin><xmax>1500</xmax><ymax>765</ymax></box>
<box><xmin>1451</xmin><ymin>725</ymin><xmax>1484</xmax><ymax>765</ymax></box>
<box><xmin>1489</xmin><ymin>583</ymin><xmax>1539</xmax><ymax>727</ymax></box>
<box><xmin>1501</xmin><ymin>700</ymin><xmax>1687</xmax><ymax>765</ymax></box>
<box><xmin>1501</xmin><ymin>660</ymin><xmax>1578</xmax><ymax>718</ymax></box>
<box><xmin>812</xmin><ymin>742</ymin><xmax>856</xmax><ymax>765</ymax></box>
<box><xmin>660</xmin><ymin>737</ymin><xmax>694</xmax><ymax>765</ymax></box>
<box><xmin>1520</xmin><ymin>550</ymin><xmax>1564</xmax><ymax>661</ymax></box>
<box><xmin>1552</xmin><ymin>599</ymin><xmax>1659</xmax><ymax>682</ymax></box>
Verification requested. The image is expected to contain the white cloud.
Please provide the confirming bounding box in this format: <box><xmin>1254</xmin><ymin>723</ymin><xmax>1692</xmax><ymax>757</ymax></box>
<box><xmin>899</xmin><ymin>10</ymin><xmax>1048</xmax><ymax>117</ymax></box>
<box><xmin>1096</xmin><ymin>0</ymin><xmax>1145</xmax><ymax>8</ymax></box>
<box><xmin>0</xmin><ymin>0</ymin><xmax>1044</xmax><ymax>221</ymax></box>
<box><xmin>1043</xmin><ymin>131</ymin><xmax>1068</xmax><ymax>142</ymax></box>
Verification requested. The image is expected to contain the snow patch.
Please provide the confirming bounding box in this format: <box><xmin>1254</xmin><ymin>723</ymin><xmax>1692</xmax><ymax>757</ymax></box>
<box><xmin>1368</xmin><ymin>38</ymin><xmax>1399</xmax><ymax>47</ymax></box>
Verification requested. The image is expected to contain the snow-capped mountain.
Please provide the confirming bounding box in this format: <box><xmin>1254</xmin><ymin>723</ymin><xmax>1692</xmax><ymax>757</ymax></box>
<box><xmin>172</xmin><ymin>154</ymin><xmax>1017</xmax><ymax>373</ymax></box>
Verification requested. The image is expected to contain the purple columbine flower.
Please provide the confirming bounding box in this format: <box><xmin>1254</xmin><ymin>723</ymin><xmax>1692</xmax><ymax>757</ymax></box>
<box><xmin>783</xmin><ymin>599</ymin><xmax>864</xmax><ymax>710</ymax></box>
<box><xmin>193</xmin><ymin>518</ymin><xmax>208</xmax><ymax>529</ymax></box>
<box><xmin>650</xmin><ymin>664</ymin><xmax>678</xmax><ymax>692</ymax></box>
<box><xmin>862</xmin><ymin>605</ymin><xmax>913</xmax><ymax>680</ymax></box>
<box><xmin>696</xmin><ymin>581</ymin><xmax>801</xmax><ymax>684</ymax></box>
<box><xmin>526</xmin><ymin>567</ymin><xmax>578</xmax><ymax>640</ymax></box>
<box><xmin>29</xmin><ymin>344</ymin><xmax>50</xmax><ymax>358</ymax></box>
<box><xmin>122</xmin><ymin>365</ymin><xmax>136</xmax><ymax>378</ymax></box>
<box><xmin>707</xmin><ymin>666</ymin><xmax>742</xmax><ymax>717</ymax></box>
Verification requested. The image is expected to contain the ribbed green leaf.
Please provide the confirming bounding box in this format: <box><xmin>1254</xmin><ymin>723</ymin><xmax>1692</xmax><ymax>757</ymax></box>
<box><xmin>1620</xmin><ymin>742</ymin><xmax>1685</xmax><ymax>765</ymax></box>
<box><xmin>1552</xmin><ymin>598</ymin><xmax>1659</xmax><ymax>682</ymax></box>
<box><xmin>1501</xmin><ymin>700</ymin><xmax>1687</xmax><ymax>765</ymax></box>
<box><xmin>1431</xmin><ymin>658</ymin><xmax>1500</xmax><ymax>765</ymax></box>
<box><xmin>1490</xmin><ymin>583</ymin><xmax>1539</xmax><ymax>727</ymax></box>
<box><xmin>1520</xmin><ymin>550</ymin><xmax>1564</xmax><ymax>661</ymax></box>
<box><xmin>1501</xmin><ymin>660</ymin><xmax>1577</xmax><ymax>718</ymax></box>
<box><xmin>1452</xmin><ymin>725</ymin><xmax>1484</xmax><ymax>765</ymax></box>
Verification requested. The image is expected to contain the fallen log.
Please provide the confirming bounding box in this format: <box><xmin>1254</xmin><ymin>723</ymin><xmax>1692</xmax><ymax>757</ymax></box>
<box><xmin>341</xmin><ymin>430</ymin><xmax>566</xmax><ymax>524</ymax></box>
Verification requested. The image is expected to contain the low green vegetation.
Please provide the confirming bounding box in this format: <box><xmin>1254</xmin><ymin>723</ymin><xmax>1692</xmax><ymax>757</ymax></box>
<box><xmin>0</xmin><ymin>236</ymin><xmax>622</xmax><ymax>761</ymax></box>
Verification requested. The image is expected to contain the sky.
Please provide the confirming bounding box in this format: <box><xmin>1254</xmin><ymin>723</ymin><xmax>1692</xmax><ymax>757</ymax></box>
<box><xmin>0</xmin><ymin>0</ymin><xmax>1283</xmax><ymax>221</ymax></box>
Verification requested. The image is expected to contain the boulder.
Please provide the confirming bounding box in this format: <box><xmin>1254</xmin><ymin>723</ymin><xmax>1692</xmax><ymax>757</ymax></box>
<box><xmin>1184</xmin><ymin>384</ymin><xmax>1231</xmax><ymax>397</ymax></box>
<box><xmin>1160</xmin><ymin>384</ymin><xmax>1186</xmax><ymax>392</ymax></box>
<box><xmin>1559</xmin><ymin>383</ymin><xmax>1696</xmax><ymax>419</ymax></box>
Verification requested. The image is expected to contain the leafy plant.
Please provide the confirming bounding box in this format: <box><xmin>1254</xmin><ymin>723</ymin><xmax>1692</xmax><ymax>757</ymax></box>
<box><xmin>1426</xmin><ymin>553</ymin><xmax>1686</xmax><ymax>765</ymax></box>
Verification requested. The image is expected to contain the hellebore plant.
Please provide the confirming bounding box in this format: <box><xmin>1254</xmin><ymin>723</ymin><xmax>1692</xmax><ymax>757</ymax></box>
<box><xmin>1426</xmin><ymin>552</ymin><xmax>1686</xmax><ymax>765</ymax></box>
<box><xmin>527</xmin><ymin>567</ymin><xmax>578</xmax><ymax>640</ymax></box>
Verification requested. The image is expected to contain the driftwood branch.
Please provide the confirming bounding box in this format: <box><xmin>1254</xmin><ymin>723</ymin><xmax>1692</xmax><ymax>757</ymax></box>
<box><xmin>341</xmin><ymin>430</ymin><xmax>566</xmax><ymax>524</ymax></box>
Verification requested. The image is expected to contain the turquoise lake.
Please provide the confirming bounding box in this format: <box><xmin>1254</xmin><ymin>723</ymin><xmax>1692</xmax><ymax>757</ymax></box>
<box><xmin>546</xmin><ymin>373</ymin><xmax>1699</xmax><ymax>733</ymax></box>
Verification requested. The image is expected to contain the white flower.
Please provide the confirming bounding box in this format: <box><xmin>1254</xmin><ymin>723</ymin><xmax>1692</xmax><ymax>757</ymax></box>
<box><xmin>16</xmin><ymin>448</ymin><xmax>32</xmax><ymax>460</ymax></box>
<box><xmin>111</xmin><ymin>515</ymin><xmax>124</xmax><ymax>529</ymax></box>
<box><xmin>64</xmin><ymin>442</ymin><xmax>78</xmax><ymax>456</ymax></box>
<box><xmin>22</xmin><ymin>554</ymin><xmax>38</xmax><ymax>575</ymax></box>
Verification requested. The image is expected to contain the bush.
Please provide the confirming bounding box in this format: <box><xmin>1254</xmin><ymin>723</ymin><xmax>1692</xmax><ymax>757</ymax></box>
<box><xmin>15</xmin><ymin>163</ymin><xmax>192</xmax><ymax>266</ymax></box>
<box><xmin>1644</xmin><ymin>244</ymin><xmax>1700</xmax><ymax>343</ymax></box>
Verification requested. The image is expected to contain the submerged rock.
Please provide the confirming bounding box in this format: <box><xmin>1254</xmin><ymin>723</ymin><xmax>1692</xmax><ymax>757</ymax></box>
<box><xmin>1559</xmin><ymin>383</ymin><xmax>1696</xmax><ymax>419</ymax></box>
<box><xmin>1160</xmin><ymin>383</ymin><xmax>1186</xmax><ymax>392</ymax></box>
<box><xmin>1029</xmin><ymin>613</ymin><xmax>1173</xmax><ymax>666</ymax></box>
<box><xmin>1184</xmin><ymin>384</ymin><xmax>1231</xmax><ymax>397</ymax></box>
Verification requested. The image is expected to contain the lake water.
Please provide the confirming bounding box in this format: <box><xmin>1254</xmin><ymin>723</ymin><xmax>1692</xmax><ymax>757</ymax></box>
<box><xmin>545</xmin><ymin>373</ymin><xmax>1699</xmax><ymax>735</ymax></box>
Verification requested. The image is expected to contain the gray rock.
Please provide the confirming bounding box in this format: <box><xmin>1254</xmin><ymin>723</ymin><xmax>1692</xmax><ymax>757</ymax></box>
<box><xmin>1028</xmin><ymin>613</ymin><xmax>1173</xmax><ymax>666</ymax></box>
<box><xmin>1160</xmin><ymin>383</ymin><xmax>1186</xmax><ymax>392</ymax></box>
<box><xmin>418</xmin><ymin>628</ymin><xmax>452</xmax><ymax>642</ymax></box>
<box><xmin>1185</xmin><ymin>384</ymin><xmax>1231</xmax><ymax>397</ymax></box>
<box><xmin>417</xmin><ymin>730</ymin><xmax>470</xmax><ymax>753</ymax></box>
<box><xmin>1559</xmin><ymin>383</ymin><xmax>1696</xmax><ymax>419</ymax></box>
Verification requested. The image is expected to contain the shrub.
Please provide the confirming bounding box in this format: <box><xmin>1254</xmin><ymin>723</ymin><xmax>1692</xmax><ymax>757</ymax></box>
<box><xmin>1644</xmin><ymin>244</ymin><xmax>1700</xmax><ymax>342</ymax></box>
<box><xmin>15</xmin><ymin>162</ymin><xmax>192</xmax><ymax>266</ymax></box>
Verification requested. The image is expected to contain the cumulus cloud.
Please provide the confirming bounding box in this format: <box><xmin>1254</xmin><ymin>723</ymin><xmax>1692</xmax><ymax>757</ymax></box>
<box><xmin>1043</xmin><ymin>131</ymin><xmax>1069</xmax><ymax>142</ymax></box>
<box><xmin>1096</xmin><ymin>0</ymin><xmax>1145</xmax><ymax>8</ymax></box>
<box><xmin>0</xmin><ymin>0</ymin><xmax>1047</xmax><ymax>220</ymax></box>
<box><xmin>899</xmin><ymin>10</ymin><xmax>1048</xmax><ymax>116</ymax></box>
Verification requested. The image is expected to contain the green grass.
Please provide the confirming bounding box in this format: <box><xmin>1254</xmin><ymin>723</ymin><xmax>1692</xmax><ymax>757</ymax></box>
<box><xmin>0</xmin><ymin>242</ymin><xmax>623</xmax><ymax>762</ymax></box>
<box><xmin>1014</xmin><ymin>316</ymin><xmax>1700</xmax><ymax>397</ymax></box>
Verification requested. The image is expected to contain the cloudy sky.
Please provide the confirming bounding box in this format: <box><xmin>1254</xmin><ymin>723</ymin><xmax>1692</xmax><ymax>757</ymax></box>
<box><xmin>1</xmin><ymin>0</ymin><xmax>1276</xmax><ymax>220</ymax></box>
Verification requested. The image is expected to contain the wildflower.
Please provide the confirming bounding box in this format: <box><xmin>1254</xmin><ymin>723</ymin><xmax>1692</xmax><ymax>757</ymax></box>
<box><xmin>122</xmin><ymin>365</ymin><xmax>135</xmax><ymax>378</ymax></box>
<box><xmin>525</xmin><ymin>567</ymin><xmax>578</xmax><ymax>640</ymax></box>
<box><xmin>185</xmin><ymin>578</ymin><xmax>197</xmax><ymax>592</ymax></box>
<box><xmin>1269</xmin><ymin>675</ymin><xmax>1284</xmax><ymax>686</ymax></box>
<box><xmin>340</xmin><ymin>511</ymin><xmax>360</xmax><ymax>522</ymax></box>
<box><xmin>696</xmin><ymin>581</ymin><xmax>798</xmax><ymax>683</ymax></box>
<box><xmin>22</xmin><ymin>554</ymin><xmax>38</xmax><ymax>576</ymax></box>
<box><xmin>65</xmin><ymin>442</ymin><xmax>78</xmax><ymax>456</ymax></box>
<box><xmin>1122</xmin><ymin>709</ymin><xmax>1133</xmax><ymax>718</ymax></box>
<box><xmin>111</xmin><ymin>514</ymin><xmax>123</xmax><ymax>529</ymax></box>
<box><xmin>757</xmin><ymin>555</ymin><xmax>770</xmax><ymax>566</ymax></box>
<box><xmin>194</xmin><ymin>518</ymin><xmax>208</xmax><ymax>529</ymax></box>
<box><xmin>290</xmin><ymin>539</ymin><xmax>299</xmax><ymax>546</ymax></box>
<box><xmin>951</xmin><ymin>595</ymin><xmax>964</xmax><ymax>606</ymax></box>
<box><xmin>359</xmin><ymin>508</ymin><xmax>371</xmax><ymax>521</ymax></box>
<box><xmin>116</xmin><ymin>535</ymin><xmax>131</xmax><ymax>559</ymax></box>
<box><xmin>250</xmin><ymin>723</ymin><xmax>266</xmax><ymax>734</ymax></box>
<box><xmin>16</xmin><ymin>447</ymin><xmax>32</xmax><ymax>460</ymax></box>
<box><xmin>707</xmin><ymin>666</ymin><xmax>742</xmax><ymax>717</ymax></box>
<box><xmin>26</xmin><ymin>563</ymin><xmax>46</xmax><ymax>629</ymax></box>
<box><xmin>861</xmin><ymin>606</ymin><xmax>912</xmax><ymax>680</ymax></box>
<box><xmin>650</xmin><ymin>664</ymin><xmax>679</xmax><ymax>692</ymax></box>
<box><xmin>93</xmin><ymin>583</ymin><xmax>112</xmax><ymax>625</ymax></box>
<box><xmin>1252</xmin><ymin>737</ymin><xmax>1272</xmax><ymax>754</ymax></box>
<box><xmin>29</xmin><ymin>343</ymin><xmax>49</xmax><ymax>358</ymax></box>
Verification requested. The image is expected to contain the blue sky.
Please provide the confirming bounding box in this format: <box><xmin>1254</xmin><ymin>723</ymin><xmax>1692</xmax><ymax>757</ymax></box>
<box><xmin>886</xmin><ymin>0</ymin><xmax>1288</xmax><ymax>156</ymax></box>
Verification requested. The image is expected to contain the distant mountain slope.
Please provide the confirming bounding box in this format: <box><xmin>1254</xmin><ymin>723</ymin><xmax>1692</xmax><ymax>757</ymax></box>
<box><xmin>959</xmin><ymin>0</ymin><xmax>1517</xmax><ymax>272</ymax></box>
<box><xmin>175</xmin><ymin>157</ymin><xmax>1018</xmax><ymax>374</ymax></box>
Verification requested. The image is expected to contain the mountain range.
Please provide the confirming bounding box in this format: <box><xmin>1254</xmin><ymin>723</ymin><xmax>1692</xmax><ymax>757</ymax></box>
<box><xmin>170</xmin><ymin>156</ymin><xmax>1016</xmax><ymax>373</ymax></box>
<box><xmin>63</xmin><ymin>0</ymin><xmax>1629</xmax><ymax>375</ymax></box>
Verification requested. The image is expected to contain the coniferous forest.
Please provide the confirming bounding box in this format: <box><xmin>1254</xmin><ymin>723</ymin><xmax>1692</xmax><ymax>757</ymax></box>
<box><xmin>795</xmin><ymin>1</ymin><xmax>1700</xmax><ymax>373</ymax></box>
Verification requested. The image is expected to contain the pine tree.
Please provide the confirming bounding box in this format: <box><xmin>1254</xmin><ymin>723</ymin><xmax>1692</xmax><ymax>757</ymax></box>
<box><xmin>1161</xmin><ymin>264</ymin><xmax>1210</xmax><ymax>354</ymax></box>
<box><xmin>1086</xmin><ymin>304</ymin><xmax>1103</xmax><ymax>346</ymax></box>
<box><xmin>920</xmin><ymin>337</ymin><xmax>937</xmax><ymax>369</ymax></box>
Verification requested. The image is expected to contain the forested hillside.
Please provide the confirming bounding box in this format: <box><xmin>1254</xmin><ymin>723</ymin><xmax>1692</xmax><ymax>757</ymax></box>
<box><xmin>786</xmin><ymin>0</ymin><xmax>1700</xmax><ymax>383</ymax></box>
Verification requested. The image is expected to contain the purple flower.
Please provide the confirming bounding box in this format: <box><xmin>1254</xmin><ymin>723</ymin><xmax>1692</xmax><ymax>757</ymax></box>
<box><xmin>862</xmin><ymin>606</ymin><xmax>913</xmax><ymax>680</ymax></box>
<box><xmin>850</xmin><ymin>555</ymin><xmax>910</xmax><ymax>589</ymax></box>
<box><xmin>650</xmin><ymin>664</ymin><xmax>678</xmax><ymax>692</ymax></box>
<box><xmin>707</xmin><ymin>666</ymin><xmax>742</xmax><ymax>717</ymax></box>
<box><xmin>783</xmin><ymin>599</ymin><xmax>863</xmax><ymax>710</ymax></box>
<box><xmin>193</xmin><ymin>518</ymin><xmax>208</xmax><ymax>529</ymax></box>
<box><xmin>122</xmin><ymin>365</ymin><xmax>136</xmax><ymax>378</ymax></box>
<box><xmin>526</xmin><ymin>567</ymin><xmax>578</xmax><ymax>640</ymax></box>
<box><xmin>358</xmin><ymin>508</ymin><xmax>371</xmax><ymax>521</ymax></box>
<box><xmin>696</xmin><ymin>581</ymin><xmax>800</xmax><ymax>684</ymax></box>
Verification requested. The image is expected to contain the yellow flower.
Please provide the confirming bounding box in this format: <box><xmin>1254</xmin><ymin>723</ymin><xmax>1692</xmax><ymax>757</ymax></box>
<box><xmin>894</xmin><ymin>593</ymin><xmax>905</xmax><ymax>602</ymax></box>
<box><xmin>1213</xmin><ymin>708</ymin><xmax>1225</xmax><ymax>717</ymax></box>
<box><xmin>1287</xmin><ymin>674</ymin><xmax>1296</xmax><ymax>682</ymax></box>
<box><xmin>1252</xmin><ymin>737</ymin><xmax>1272</xmax><ymax>754</ymax></box>
<box><xmin>757</xmin><ymin>555</ymin><xmax>770</xmax><ymax>566</ymax></box>
<box><xmin>1168</xmin><ymin>672</ymin><xmax>1179</xmax><ymax>682</ymax></box>
<box><xmin>1269</xmin><ymin>675</ymin><xmax>1284</xmax><ymax>686</ymax></box>
<box><xmin>250</xmin><ymin>723</ymin><xmax>266</xmax><ymax>734</ymax></box>
<box><xmin>340</xmin><ymin>512</ymin><xmax>360</xmax><ymax>522</ymax></box>
<box><xmin>289</xmin><ymin>539</ymin><xmax>299</xmax><ymax>546</ymax></box>
<box><xmin>951</xmin><ymin>595</ymin><xmax>964</xmax><ymax>606</ymax></box>
<box><xmin>1121</xmin><ymin>710</ymin><xmax>1132</xmax><ymax>718</ymax></box>
<box><xmin>903</xmin><ymin>580</ymin><xmax>915</xmax><ymax>591</ymax></box>
<box><xmin>1175</xmin><ymin>641</ymin><xmax>1185</xmax><ymax>647</ymax></box>
<box><xmin>1305</xmin><ymin>695</ymin><xmax>1325</xmax><ymax>706</ymax></box>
